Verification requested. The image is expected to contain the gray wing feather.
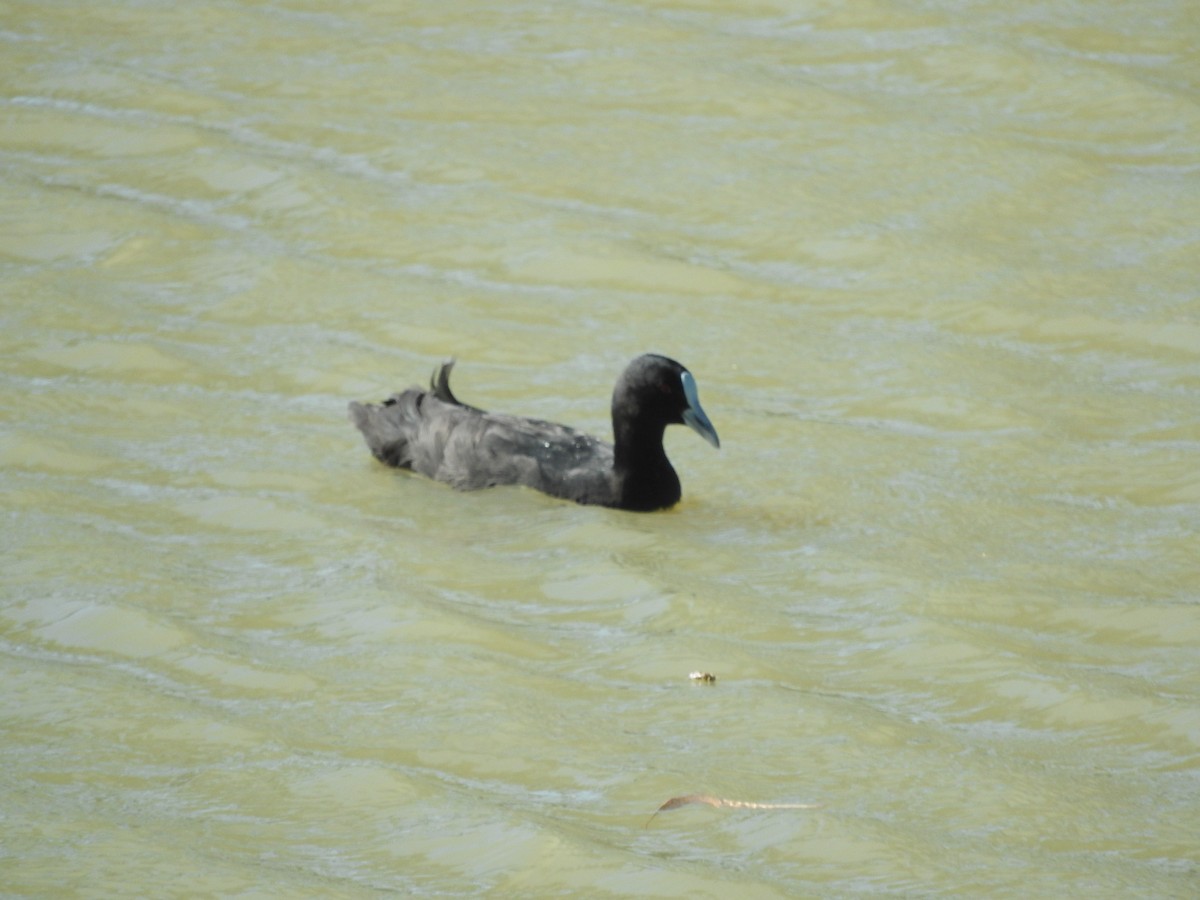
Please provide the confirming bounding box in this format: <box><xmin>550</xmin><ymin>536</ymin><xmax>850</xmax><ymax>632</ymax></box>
<box><xmin>350</xmin><ymin>374</ymin><xmax>618</xmax><ymax>505</ymax></box>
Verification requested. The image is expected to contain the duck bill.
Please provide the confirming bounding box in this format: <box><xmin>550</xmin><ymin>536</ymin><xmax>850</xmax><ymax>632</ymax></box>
<box><xmin>681</xmin><ymin>371</ymin><xmax>720</xmax><ymax>449</ymax></box>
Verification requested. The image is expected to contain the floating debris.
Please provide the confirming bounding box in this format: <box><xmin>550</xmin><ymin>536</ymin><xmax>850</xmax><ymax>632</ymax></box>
<box><xmin>688</xmin><ymin>671</ymin><xmax>716</xmax><ymax>683</ymax></box>
<box><xmin>647</xmin><ymin>794</ymin><xmax>823</xmax><ymax>827</ymax></box>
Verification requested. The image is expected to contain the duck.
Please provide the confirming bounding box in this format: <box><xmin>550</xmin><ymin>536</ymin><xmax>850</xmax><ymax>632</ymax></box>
<box><xmin>348</xmin><ymin>354</ymin><xmax>719</xmax><ymax>511</ymax></box>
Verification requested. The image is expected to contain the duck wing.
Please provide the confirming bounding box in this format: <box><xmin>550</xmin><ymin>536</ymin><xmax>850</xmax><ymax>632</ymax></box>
<box><xmin>455</xmin><ymin>413</ymin><xmax>617</xmax><ymax>503</ymax></box>
<box><xmin>350</xmin><ymin>377</ymin><xmax>618</xmax><ymax>504</ymax></box>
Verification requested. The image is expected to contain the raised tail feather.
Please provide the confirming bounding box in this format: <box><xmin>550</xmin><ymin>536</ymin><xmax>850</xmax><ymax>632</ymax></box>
<box><xmin>430</xmin><ymin>359</ymin><xmax>460</xmax><ymax>404</ymax></box>
<box><xmin>430</xmin><ymin>358</ymin><xmax>484</xmax><ymax>412</ymax></box>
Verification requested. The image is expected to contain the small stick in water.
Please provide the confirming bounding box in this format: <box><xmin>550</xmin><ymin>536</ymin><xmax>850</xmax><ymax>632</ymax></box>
<box><xmin>646</xmin><ymin>794</ymin><xmax>824</xmax><ymax>827</ymax></box>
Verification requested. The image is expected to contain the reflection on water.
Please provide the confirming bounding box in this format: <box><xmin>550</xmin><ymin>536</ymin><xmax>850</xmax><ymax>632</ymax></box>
<box><xmin>2</xmin><ymin>0</ymin><xmax>1198</xmax><ymax>895</ymax></box>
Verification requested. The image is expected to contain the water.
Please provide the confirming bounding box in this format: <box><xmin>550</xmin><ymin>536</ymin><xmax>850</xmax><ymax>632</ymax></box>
<box><xmin>2</xmin><ymin>1</ymin><xmax>1198</xmax><ymax>896</ymax></box>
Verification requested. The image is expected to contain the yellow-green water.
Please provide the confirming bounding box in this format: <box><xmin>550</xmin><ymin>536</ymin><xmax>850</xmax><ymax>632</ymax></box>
<box><xmin>2</xmin><ymin>1</ymin><xmax>1198</xmax><ymax>896</ymax></box>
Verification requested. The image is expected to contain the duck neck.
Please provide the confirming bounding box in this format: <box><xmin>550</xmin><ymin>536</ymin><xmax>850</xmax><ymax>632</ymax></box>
<box><xmin>613</xmin><ymin>417</ymin><xmax>680</xmax><ymax>511</ymax></box>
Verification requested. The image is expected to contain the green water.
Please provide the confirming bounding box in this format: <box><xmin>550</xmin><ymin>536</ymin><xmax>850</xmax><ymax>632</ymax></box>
<box><xmin>2</xmin><ymin>0</ymin><xmax>1198</xmax><ymax>896</ymax></box>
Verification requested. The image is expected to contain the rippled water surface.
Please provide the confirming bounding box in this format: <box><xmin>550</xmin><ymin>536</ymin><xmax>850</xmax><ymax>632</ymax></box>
<box><xmin>2</xmin><ymin>0</ymin><xmax>1198</xmax><ymax>896</ymax></box>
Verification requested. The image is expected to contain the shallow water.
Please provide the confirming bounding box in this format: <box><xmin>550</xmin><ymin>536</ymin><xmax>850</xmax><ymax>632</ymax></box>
<box><xmin>2</xmin><ymin>0</ymin><xmax>1198</xmax><ymax>896</ymax></box>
